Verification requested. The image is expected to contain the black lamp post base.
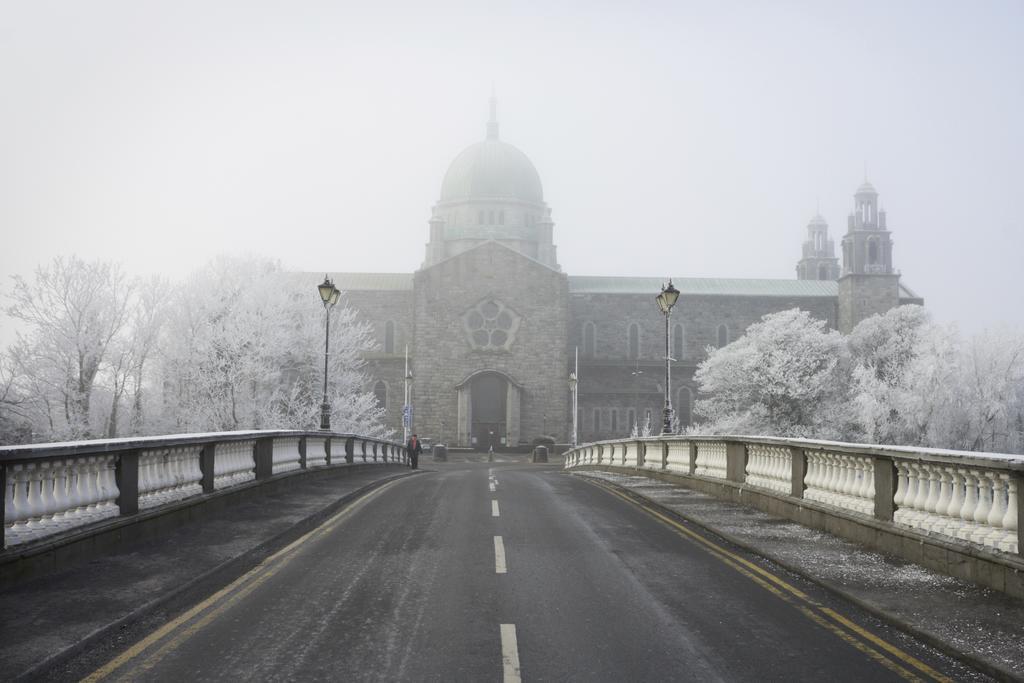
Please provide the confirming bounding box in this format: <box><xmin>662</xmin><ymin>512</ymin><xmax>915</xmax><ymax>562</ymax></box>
<box><xmin>661</xmin><ymin>406</ymin><xmax>674</xmax><ymax>435</ymax></box>
<box><xmin>320</xmin><ymin>402</ymin><xmax>331</xmax><ymax>431</ymax></box>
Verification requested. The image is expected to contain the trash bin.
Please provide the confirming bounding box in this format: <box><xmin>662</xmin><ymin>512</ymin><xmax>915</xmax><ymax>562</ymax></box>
<box><xmin>532</xmin><ymin>445</ymin><xmax>549</xmax><ymax>463</ymax></box>
<box><xmin>432</xmin><ymin>444</ymin><xmax>447</xmax><ymax>462</ymax></box>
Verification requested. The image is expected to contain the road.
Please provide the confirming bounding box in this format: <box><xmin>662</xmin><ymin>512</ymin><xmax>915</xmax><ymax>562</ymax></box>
<box><xmin>74</xmin><ymin>460</ymin><xmax>988</xmax><ymax>682</ymax></box>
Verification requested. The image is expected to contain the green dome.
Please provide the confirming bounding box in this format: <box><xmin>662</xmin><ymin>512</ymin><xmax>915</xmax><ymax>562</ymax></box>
<box><xmin>440</xmin><ymin>138</ymin><xmax>544</xmax><ymax>204</ymax></box>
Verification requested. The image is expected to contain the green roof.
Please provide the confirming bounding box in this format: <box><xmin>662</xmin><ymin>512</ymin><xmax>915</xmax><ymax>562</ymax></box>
<box><xmin>568</xmin><ymin>276</ymin><xmax>839</xmax><ymax>297</ymax></box>
<box><xmin>299</xmin><ymin>272</ymin><xmax>413</xmax><ymax>291</ymax></box>
<box><xmin>303</xmin><ymin>271</ymin><xmax>920</xmax><ymax>300</ymax></box>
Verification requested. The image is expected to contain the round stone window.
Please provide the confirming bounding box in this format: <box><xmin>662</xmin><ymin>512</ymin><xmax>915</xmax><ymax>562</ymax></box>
<box><xmin>463</xmin><ymin>299</ymin><xmax>521</xmax><ymax>351</ymax></box>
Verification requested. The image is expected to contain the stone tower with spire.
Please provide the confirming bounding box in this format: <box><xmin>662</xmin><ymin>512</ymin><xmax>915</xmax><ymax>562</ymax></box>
<box><xmin>837</xmin><ymin>181</ymin><xmax>901</xmax><ymax>333</ymax></box>
<box><xmin>795</xmin><ymin>213</ymin><xmax>840</xmax><ymax>280</ymax></box>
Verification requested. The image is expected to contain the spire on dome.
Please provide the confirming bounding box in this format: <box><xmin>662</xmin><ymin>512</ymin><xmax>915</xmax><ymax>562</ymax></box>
<box><xmin>487</xmin><ymin>90</ymin><xmax>499</xmax><ymax>140</ymax></box>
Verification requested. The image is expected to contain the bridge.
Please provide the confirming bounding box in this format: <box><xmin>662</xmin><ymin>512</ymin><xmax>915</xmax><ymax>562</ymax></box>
<box><xmin>2</xmin><ymin>431</ymin><xmax>1023</xmax><ymax>680</ymax></box>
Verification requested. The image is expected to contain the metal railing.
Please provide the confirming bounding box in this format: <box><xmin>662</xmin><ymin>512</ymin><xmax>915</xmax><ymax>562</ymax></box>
<box><xmin>1</xmin><ymin>430</ymin><xmax>406</xmax><ymax>549</ymax></box>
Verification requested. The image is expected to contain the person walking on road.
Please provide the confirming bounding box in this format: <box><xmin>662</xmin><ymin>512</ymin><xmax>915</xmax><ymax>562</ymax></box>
<box><xmin>407</xmin><ymin>433</ymin><xmax>422</xmax><ymax>469</ymax></box>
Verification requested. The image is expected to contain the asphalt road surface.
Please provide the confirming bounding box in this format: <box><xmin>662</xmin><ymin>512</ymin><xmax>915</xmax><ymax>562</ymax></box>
<box><xmin>70</xmin><ymin>461</ymin><xmax>989</xmax><ymax>682</ymax></box>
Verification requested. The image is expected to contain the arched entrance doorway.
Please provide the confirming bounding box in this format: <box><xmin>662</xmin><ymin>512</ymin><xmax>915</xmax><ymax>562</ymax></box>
<box><xmin>455</xmin><ymin>370</ymin><xmax>522</xmax><ymax>449</ymax></box>
<box><xmin>471</xmin><ymin>372</ymin><xmax>507</xmax><ymax>450</ymax></box>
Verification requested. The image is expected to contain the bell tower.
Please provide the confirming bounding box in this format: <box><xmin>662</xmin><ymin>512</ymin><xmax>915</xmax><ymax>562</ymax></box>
<box><xmin>796</xmin><ymin>213</ymin><xmax>840</xmax><ymax>280</ymax></box>
<box><xmin>837</xmin><ymin>181</ymin><xmax>900</xmax><ymax>333</ymax></box>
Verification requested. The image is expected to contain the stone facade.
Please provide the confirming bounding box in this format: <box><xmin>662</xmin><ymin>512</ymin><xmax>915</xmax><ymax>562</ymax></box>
<box><xmin>411</xmin><ymin>241</ymin><xmax>569</xmax><ymax>449</ymax></box>
<box><xmin>329</xmin><ymin>106</ymin><xmax>924</xmax><ymax>447</ymax></box>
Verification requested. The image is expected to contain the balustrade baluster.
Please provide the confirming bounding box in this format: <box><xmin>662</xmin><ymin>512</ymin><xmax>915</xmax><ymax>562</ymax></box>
<box><xmin>36</xmin><ymin>461</ymin><xmax>58</xmax><ymax>534</ymax></box>
<box><xmin>803</xmin><ymin>454</ymin><xmax>818</xmax><ymax>501</ymax></box>
<box><xmin>5</xmin><ymin>464</ymin><xmax>26</xmax><ymax>544</ymax></box>
<box><xmin>956</xmin><ymin>470</ymin><xmax>980</xmax><ymax>540</ymax></box>
<box><xmin>892</xmin><ymin>461</ymin><xmax>909</xmax><ymax>520</ymax></box>
<box><xmin>969</xmin><ymin>470</ymin><xmax>994</xmax><ymax>543</ymax></box>
<box><xmin>940</xmin><ymin>467</ymin><xmax>967</xmax><ymax>537</ymax></box>
<box><xmin>821</xmin><ymin>454</ymin><xmax>837</xmax><ymax>504</ymax></box>
<box><xmin>999</xmin><ymin>476</ymin><xmax>1019</xmax><ymax>553</ymax></box>
<box><xmin>860</xmin><ymin>458</ymin><xmax>875</xmax><ymax>513</ymax></box>
<box><xmin>920</xmin><ymin>467</ymin><xmax>950</xmax><ymax>532</ymax></box>
<box><xmin>47</xmin><ymin>460</ymin><xmax>69</xmax><ymax>529</ymax></box>
<box><xmin>983</xmin><ymin>473</ymin><xmax>1008</xmax><ymax>548</ymax></box>
<box><xmin>906</xmin><ymin>463</ymin><xmax>929</xmax><ymax>528</ymax></box>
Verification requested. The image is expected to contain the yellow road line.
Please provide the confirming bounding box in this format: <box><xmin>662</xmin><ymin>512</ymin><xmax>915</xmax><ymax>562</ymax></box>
<box><xmin>83</xmin><ymin>479</ymin><xmax>400</xmax><ymax>682</ymax></box>
<box><xmin>586</xmin><ymin>478</ymin><xmax>953</xmax><ymax>683</ymax></box>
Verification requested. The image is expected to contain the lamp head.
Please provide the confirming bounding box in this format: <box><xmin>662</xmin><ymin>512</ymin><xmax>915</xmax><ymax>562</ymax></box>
<box><xmin>657</xmin><ymin>279</ymin><xmax>680</xmax><ymax>314</ymax></box>
<box><xmin>318</xmin><ymin>276</ymin><xmax>335</xmax><ymax>304</ymax></box>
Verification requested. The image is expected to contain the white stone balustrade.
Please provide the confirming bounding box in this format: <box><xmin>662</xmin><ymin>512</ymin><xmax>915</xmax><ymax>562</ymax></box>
<box><xmin>745</xmin><ymin>444</ymin><xmax>792</xmax><ymax>494</ymax></box>
<box><xmin>272</xmin><ymin>437</ymin><xmax>302</xmax><ymax>475</ymax></box>
<box><xmin>306</xmin><ymin>437</ymin><xmax>328</xmax><ymax>467</ymax></box>
<box><xmin>563</xmin><ymin>435</ymin><xmax>1024</xmax><ymax>561</ymax></box>
<box><xmin>694</xmin><ymin>442</ymin><xmax>728</xmax><ymax>479</ymax></box>
<box><xmin>138</xmin><ymin>446</ymin><xmax>203</xmax><ymax>510</ymax></box>
<box><xmin>804</xmin><ymin>451</ymin><xmax>874</xmax><ymax>515</ymax></box>
<box><xmin>2</xmin><ymin>431</ymin><xmax>405</xmax><ymax>550</ymax></box>
<box><xmin>893</xmin><ymin>461</ymin><xmax>1019</xmax><ymax>554</ymax></box>
<box><xmin>3</xmin><ymin>455</ymin><xmax>119</xmax><ymax>546</ymax></box>
<box><xmin>623</xmin><ymin>442</ymin><xmax>638</xmax><ymax>467</ymax></box>
<box><xmin>641</xmin><ymin>441</ymin><xmax>663</xmax><ymax>471</ymax></box>
<box><xmin>214</xmin><ymin>440</ymin><xmax>256</xmax><ymax>490</ymax></box>
<box><xmin>665</xmin><ymin>440</ymin><xmax>690</xmax><ymax>473</ymax></box>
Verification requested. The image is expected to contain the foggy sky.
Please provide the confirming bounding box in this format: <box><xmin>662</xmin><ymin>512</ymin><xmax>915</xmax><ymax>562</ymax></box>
<box><xmin>2</xmin><ymin>0</ymin><xmax>1022</xmax><ymax>342</ymax></box>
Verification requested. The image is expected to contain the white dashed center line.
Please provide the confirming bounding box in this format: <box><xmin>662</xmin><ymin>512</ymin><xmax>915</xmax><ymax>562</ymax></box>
<box><xmin>500</xmin><ymin>624</ymin><xmax>522</xmax><ymax>682</ymax></box>
<box><xmin>492</xmin><ymin>500</ymin><xmax>500</xmax><ymax>517</ymax></box>
<box><xmin>494</xmin><ymin>536</ymin><xmax>507</xmax><ymax>574</ymax></box>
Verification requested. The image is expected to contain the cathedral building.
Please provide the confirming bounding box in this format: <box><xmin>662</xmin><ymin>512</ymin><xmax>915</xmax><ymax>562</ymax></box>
<box><xmin>334</xmin><ymin>101</ymin><xmax>922</xmax><ymax>448</ymax></box>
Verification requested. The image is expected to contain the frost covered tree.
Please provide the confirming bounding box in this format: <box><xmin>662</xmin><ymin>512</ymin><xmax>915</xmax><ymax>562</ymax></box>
<box><xmin>693</xmin><ymin>309</ymin><xmax>851</xmax><ymax>438</ymax></box>
<box><xmin>157</xmin><ymin>256</ymin><xmax>387</xmax><ymax>436</ymax></box>
<box><xmin>847</xmin><ymin>305</ymin><xmax>940</xmax><ymax>445</ymax></box>
<box><xmin>945</xmin><ymin>329</ymin><xmax>1024</xmax><ymax>452</ymax></box>
<box><xmin>692</xmin><ymin>303</ymin><xmax>1024</xmax><ymax>454</ymax></box>
<box><xmin>847</xmin><ymin>306</ymin><xmax>1024</xmax><ymax>452</ymax></box>
<box><xmin>5</xmin><ymin>257</ymin><xmax>135</xmax><ymax>439</ymax></box>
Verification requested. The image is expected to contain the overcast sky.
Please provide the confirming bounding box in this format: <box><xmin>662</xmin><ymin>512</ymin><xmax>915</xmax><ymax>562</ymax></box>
<box><xmin>2</xmin><ymin>0</ymin><xmax>1022</xmax><ymax>339</ymax></box>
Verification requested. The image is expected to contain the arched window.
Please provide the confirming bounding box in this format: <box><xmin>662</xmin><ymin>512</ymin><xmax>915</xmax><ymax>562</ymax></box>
<box><xmin>672</xmin><ymin>323</ymin><xmax>684</xmax><ymax>360</ymax></box>
<box><xmin>868</xmin><ymin>239</ymin><xmax>878</xmax><ymax>264</ymax></box>
<box><xmin>818</xmin><ymin>264</ymin><xmax>829</xmax><ymax>280</ymax></box>
<box><xmin>627</xmin><ymin>323</ymin><xmax>640</xmax><ymax>360</ymax></box>
<box><xmin>717</xmin><ymin>324</ymin><xmax>729</xmax><ymax>348</ymax></box>
<box><xmin>610</xmin><ymin>409</ymin><xmax>618</xmax><ymax>433</ymax></box>
<box><xmin>384</xmin><ymin>321</ymin><xmax>395</xmax><ymax>354</ymax></box>
<box><xmin>627</xmin><ymin>409</ymin><xmax>636</xmax><ymax>433</ymax></box>
<box><xmin>374</xmin><ymin>381</ymin><xmax>387</xmax><ymax>410</ymax></box>
<box><xmin>582</xmin><ymin>321</ymin><xmax>596</xmax><ymax>357</ymax></box>
<box><xmin>677</xmin><ymin>387</ymin><xmax>693</xmax><ymax>427</ymax></box>
<box><xmin>593</xmin><ymin>409</ymin><xmax>601</xmax><ymax>435</ymax></box>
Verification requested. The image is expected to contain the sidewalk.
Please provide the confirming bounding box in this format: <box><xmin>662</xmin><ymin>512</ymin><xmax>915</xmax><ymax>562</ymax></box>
<box><xmin>0</xmin><ymin>465</ymin><xmax>417</xmax><ymax>681</ymax></box>
<box><xmin>572</xmin><ymin>469</ymin><xmax>1024</xmax><ymax>681</ymax></box>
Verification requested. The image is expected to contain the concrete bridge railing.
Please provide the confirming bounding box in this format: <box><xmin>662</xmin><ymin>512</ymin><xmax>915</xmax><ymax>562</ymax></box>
<box><xmin>1</xmin><ymin>430</ymin><xmax>406</xmax><ymax>549</ymax></box>
<box><xmin>565</xmin><ymin>435</ymin><xmax>1024</xmax><ymax>596</ymax></box>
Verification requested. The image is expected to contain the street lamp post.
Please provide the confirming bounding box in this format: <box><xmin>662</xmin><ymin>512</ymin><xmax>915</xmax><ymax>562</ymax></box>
<box><xmin>403</xmin><ymin>344</ymin><xmax>413</xmax><ymax>445</ymax></box>
<box><xmin>318</xmin><ymin>275</ymin><xmax>341</xmax><ymax>431</ymax></box>
<box><xmin>656</xmin><ymin>279</ymin><xmax>680</xmax><ymax>435</ymax></box>
<box><xmin>567</xmin><ymin>372</ymin><xmax>578</xmax><ymax>447</ymax></box>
